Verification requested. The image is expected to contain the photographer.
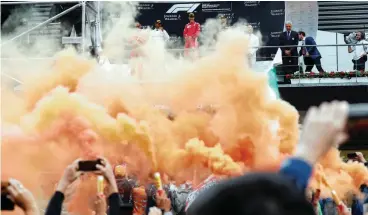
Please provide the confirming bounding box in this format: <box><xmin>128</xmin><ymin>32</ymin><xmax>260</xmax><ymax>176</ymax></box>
<box><xmin>348</xmin><ymin>32</ymin><xmax>368</xmax><ymax>71</ymax></box>
<box><xmin>2</xmin><ymin>179</ymin><xmax>39</xmax><ymax>215</ymax></box>
<box><xmin>45</xmin><ymin>157</ymin><xmax>120</xmax><ymax>215</ymax></box>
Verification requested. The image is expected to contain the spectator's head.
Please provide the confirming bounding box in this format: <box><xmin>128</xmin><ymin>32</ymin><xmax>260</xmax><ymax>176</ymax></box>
<box><xmin>155</xmin><ymin>20</ymin><xmax>162</xmax><ymax>29</ymax></box>
<box><xmin>219</xmin><ymin>15</ymin><xmax>227</xmax><ymax>25</ymax></box>
<box><xmin>285</xmin><ymin>21</ymin><xmax>292</xmax><ymax>32</ymax></box>
<box><xmin>186</xmin><ymin>172</ymin><xmax>315</xmax><ymax>215</ymax></box>
<box><xmin>247</xmin><ymin>24</ymin><xmax>254</xmax><ymax>34</ymax></box>
<box><xmin>298</xmin><ymin>31</ymin><xmax>306</xmax><ymax>41</ymax></box>
<box><xmin>355</xmin><ymin>31</ymin><xmax>365</xmax><ymax>41</ymax></box>
<box><xmin>114</xmin><ymin>164</ymin><xmax>127</xmax><ymax>178</ymax></box>
<box><xmin>188</xmin><ymin>13</ymin><xmax>195</xmax><ymax>22</ymax></box>
<box><xmin>135</xmin><ymin>22</ymin><xmax>142</xmax><ymax>29</ymax></box>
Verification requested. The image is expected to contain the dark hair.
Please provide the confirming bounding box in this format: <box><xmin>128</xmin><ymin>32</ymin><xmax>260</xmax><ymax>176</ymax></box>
<box><xmin>356</xmin><ymin>31</ymin><xmax>366</xmax><ymax>39</ymax></box>
<box><xmin>186</xmin><ymin>172</ymin><xmax>315</xmax><ymax>215</ymax></box>
<box><xmin>298</xmin><ymin>31</ymin><xmax>306</xmax><ymax>37</ymax></box>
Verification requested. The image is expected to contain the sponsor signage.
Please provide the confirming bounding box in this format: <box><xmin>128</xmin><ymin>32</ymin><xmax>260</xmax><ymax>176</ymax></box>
<box><xmin>270</xmin><ymin>9</ymin><xmax>284</xmax><ymax>16</ymax></box>
<box><xmin>137</xmin><ymin>3</ymin><xmax>154</xmax><ymax>10</ymax></box>
<box><xmin>244</xmin><ymin>1</ymin><xmax>261</xmax><ymax>7</ymax></box>
<box><xmin>166</xmin><ymin>3</ymin><xmax>200</xmax><ymax>14</ymax></box>
<box><xmin>136</xmin><ymin>1</ymin><xmax>286</xmax><ymax>60</ymax></box>
<box><xmin>202</xmin><ymin>2</ymin><xmax>232</xmax><ymax>13</ymax></box>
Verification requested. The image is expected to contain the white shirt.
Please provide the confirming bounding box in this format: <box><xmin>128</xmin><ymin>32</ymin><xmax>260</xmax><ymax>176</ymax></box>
<box><xmin>351</xmin><ymin>40</ymin><xmax>368</xmax><ymax>60</ymax></box>
<box><xmin>151</xmin><ymin>28</ymin><xmax>170</xmax><ymax>43</ymax></box>
<box><xmin>301</xmin><ymin>37</ymin><xmax>307</xmax><ymax>55</ymax></box>
<box><xmin>248</xmin><ymin>34</ymin><xmax>259</xmax><ymax>55</ymax></box>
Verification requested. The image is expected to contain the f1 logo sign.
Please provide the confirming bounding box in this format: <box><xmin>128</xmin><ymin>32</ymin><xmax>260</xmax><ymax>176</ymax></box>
<box><xmin>166</xmin><ymin>3</ymin><xmax>200</xmax><ymax>13</ymax></box>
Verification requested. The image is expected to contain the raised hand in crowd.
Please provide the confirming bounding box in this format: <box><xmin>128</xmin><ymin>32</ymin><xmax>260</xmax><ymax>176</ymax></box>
<box><xmin>56</xmin><ymin>159</ymin><xmax>82</xmax><ymax>193</ymax></box>
<box><xmin>4</xmin><ymin>179</ymin><xmax>39</xmax><ymax>215</ymax></box>
<box><xmin>155</xmin><ymin>191</ymin><xmax>172</xmax><ymax>213</ymax></box>
<box><xmin>148</xmin><ymin>207</ymin><xmax>163</xmax><ymax>215</ymax></box>
<box><xmin>46</xmin><ymin>157</ymin><xmax>121</xmax><ymax>215</ymax></box>
<box><xmin>356</xmin><ymin>152</ymin><xmax>367</xmax><ymax>163</ymax></box>
<box><xmin>339</xmin><ymin>202</ymin><xmax>352</xmax><ymax>215</ymax></box>
<box><xmin>295</xmin><ymin>101</ymin><xmax>349</xmax><ymax>165</ymax></box>
<box><xmin>95</xmin><ymin>157</ymin><xmax>118</xmax><ymax>196</ymax></box>
<box><xmin>91</xmin><ymin>194</ymin><xmax>107</xmax><ymax>215</ymax></box>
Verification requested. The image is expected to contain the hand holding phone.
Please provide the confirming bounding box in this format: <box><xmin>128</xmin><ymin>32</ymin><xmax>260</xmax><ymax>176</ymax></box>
<box><xmin>1</xmin><ymin>181</ymin><xmax>14</xmax><ymax>211</ymax></box>
<box><xmin>78</xmin><ymin>159</ymin><xmax>104</xmax><ymax>172</ymax></box>
<box><xmin>1</xmin><ymin>179</ymin><xmax>38</xmax><ymax>212</ymax></box>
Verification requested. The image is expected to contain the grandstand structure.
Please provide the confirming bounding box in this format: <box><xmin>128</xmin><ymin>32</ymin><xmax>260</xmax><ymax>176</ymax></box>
<box><xmin>318</xmin><ymin>1</ymin><xmax>368</xmax><ymax>33</ymax></box>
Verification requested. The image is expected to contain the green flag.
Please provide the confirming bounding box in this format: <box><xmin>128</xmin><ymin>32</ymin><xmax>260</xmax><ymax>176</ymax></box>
<box><xmin>267</xmin><ymin>67</ymin><xmax>280</xmax><ymax>99</ymax></box>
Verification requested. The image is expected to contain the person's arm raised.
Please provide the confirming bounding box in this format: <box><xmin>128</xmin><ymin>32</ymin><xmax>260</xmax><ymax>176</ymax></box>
<box><xmin>46</xmin><ymin>159</ymin><xmax>81</xmax><ymax>215</ymax></box>
<box><xmin>280</xmin><ymin>101</ymin><xmax>349</xmax><ymax>190</ymax></box>
<box><xmin>95</xmin><ymin>157</ymin><xmax>119</xmax><ymax>215</ymax></box>
<box><xmin>7</xmin><ymin>179</ymin><xmax>39</xmax><ymax>215</ymax></box>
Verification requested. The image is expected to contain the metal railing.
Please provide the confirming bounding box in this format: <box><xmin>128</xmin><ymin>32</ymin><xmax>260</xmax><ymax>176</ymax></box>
<box><xmin>0</xmin><ymin>1</ymin><xmax>86</xmax><ymax>54</ymax></box>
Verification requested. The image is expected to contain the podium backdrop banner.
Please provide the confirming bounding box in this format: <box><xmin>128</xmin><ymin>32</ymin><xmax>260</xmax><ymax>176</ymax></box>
<box><xmin>136</xmin><ymin>1</ymin><xmax>285</xmax><ymax>61</ymax></box>
<box><xmin>284</xmin><ymin>1</ymin><xmax>318</xmax><ymax>40</ymax></box>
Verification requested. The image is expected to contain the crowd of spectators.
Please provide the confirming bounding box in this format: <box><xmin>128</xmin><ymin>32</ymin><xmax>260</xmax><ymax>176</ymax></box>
<box><xmin>2</xmin><ymin>101</ymin><xmax>368</xmax><ymax>215</ymax></box>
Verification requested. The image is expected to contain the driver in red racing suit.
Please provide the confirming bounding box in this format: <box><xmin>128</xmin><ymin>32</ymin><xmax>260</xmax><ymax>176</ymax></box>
<box><xmin>183</xmin><ymin>13</ymin><xmax>200</xmax><ymax>58</ymax></box>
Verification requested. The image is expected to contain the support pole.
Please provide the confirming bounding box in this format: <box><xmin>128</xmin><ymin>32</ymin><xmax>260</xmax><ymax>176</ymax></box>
<box><xmin>81</xmin><ymin>1</ymin><xmax>86</xmax><ymax>54</ymax></box>
<box><xmin>1</xmin><ymin>3</ymin><xmax>82</xmax><ymax>47</ymax></box>
<box><xmin>335</xmin><ymin>32</ymin><xmax>339</xmax><ymax>71</ymax></box>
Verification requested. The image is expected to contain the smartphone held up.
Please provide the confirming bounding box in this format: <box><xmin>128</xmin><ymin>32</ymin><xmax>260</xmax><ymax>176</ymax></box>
<box><xmin>1</xmin><ymin>181</ymin><xmax>15</xmax><ymax>211</ymax></box>
<box><xmin>78</xmin><ymin>159</ymin><xmax>103</xmax><ymax>172</ymax></box>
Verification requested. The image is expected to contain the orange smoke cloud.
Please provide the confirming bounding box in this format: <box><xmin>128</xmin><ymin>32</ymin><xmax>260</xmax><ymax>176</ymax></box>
<box><xmin>2</xmin><ymin>24</ymin><xmax>368</xmax><ymax>215</ymax></box>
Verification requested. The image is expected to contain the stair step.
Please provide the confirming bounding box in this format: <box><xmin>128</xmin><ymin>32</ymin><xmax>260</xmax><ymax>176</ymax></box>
<box><xmin>328</xmin><ymin>29</ymin><xmax>366</xmax><ymax>33</ymax></box>
<box><xmin>318</xmin><ymin>24</ymin><xmax>368</xmax><ymax>30</ymax></box>
<box><xmin>31</xmin><ymin>11</ymin><xmax>51</xmax><ymax>17</ymax></box>
<box><xmin>34</xmin><ymin>4</ymin><xmax>54</xmax><ymax>7</ymax></box>
<box><xmin>28</xmin><ymin>17</ymin><xmax>49</xmax><ymax>22</ymax></box>
<box><xmin>319</xmin><ymin>19</ymin><xmax>368</xmax><ymax>25</ymax></box>
<box><xmin>319</xmin><ymin>10</ymin><xmax>368</xmax><ymax>15</ymax></box>
<box><xmin>319</xmin><ymin>1</ymin><xmax>367</xmax><ymax>5</ymax></box>
<box><xmin>319</xmin><ymin>14</ymin><xmax>368</xmax><ymax>20</ymax></box>
<box><xmin>32</xmin><ymin>7</ymin><xmax>52</xmax><ymax>13</ymax></box>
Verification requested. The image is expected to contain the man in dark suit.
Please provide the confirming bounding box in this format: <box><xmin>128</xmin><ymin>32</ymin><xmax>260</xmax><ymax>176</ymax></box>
<box><xmin>298</xmin><ymin>31</ymin><xmax>325</xmax><ymax>73</ymax></box>
<box><xmin>279</xmin><ymin>21</ymin><xmax>299</xmax><ymax>75</ymax></box>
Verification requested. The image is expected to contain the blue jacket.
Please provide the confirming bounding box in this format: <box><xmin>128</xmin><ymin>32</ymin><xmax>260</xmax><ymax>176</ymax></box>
<box><xmin>279</xmin><ymin>158</ymin><xmax>312</xmax><ymax>191</ymax></box>
<box><xmin>303</xmin><ymin>36</ymin><xmax>321</xmax><ymax>60</ymax></box>
<box><xmin>351</xmin><ymin>198</ymin><xmax>363</xmax><ymax>215</ymax></box>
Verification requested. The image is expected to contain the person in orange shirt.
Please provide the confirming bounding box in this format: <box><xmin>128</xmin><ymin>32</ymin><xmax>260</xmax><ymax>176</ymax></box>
<box><xmin>183</xmin><ymin>13</ymin><xmax>200</xmax><ymax>58</ymax></box>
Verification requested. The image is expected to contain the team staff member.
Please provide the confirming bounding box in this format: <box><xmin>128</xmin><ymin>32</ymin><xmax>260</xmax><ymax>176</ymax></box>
<box><xmin>278</xmin><ymin>21</ymin><xmax>299</xmax><ymax>75</ymax></box>
<box><xmin>183</xmin><ymin>13</ymin><xmax>201</xmax><ymax>58</ymax></box>
<box><xmin>298</xmin><ymin>31</ymin><xmax>325</xmax><ymax>73</ymax></box>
